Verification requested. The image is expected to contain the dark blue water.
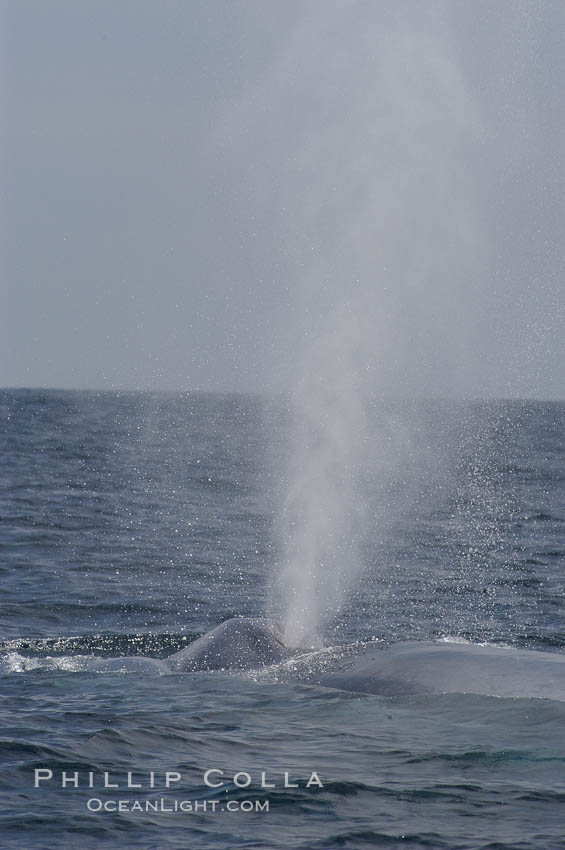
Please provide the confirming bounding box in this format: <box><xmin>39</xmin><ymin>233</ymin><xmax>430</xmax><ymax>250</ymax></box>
<box><xmin>1</xmin><ymin>390</ymin><xmax>564</xmax><ymax>849</ymax></box>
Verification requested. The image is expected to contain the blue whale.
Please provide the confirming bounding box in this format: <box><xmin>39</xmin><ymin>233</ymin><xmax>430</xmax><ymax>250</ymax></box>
<box><xmin>167</xmin><ymin>617</ymin><xmax>289</xmax><ymax>672</ymax></box>
<box><xmin>316</xmin><ymin>639</ymin><xmax>565</xmax><ymax>700</ymax></box>
<box><xmin>13</xmin><ymin>617</ymin><xmax>563</xmax><ymax>698</ymax></box>
<box><xmin>166</xmin><ymin>618</ymin><xmax>565</xmax><ymax>701</ymax></box>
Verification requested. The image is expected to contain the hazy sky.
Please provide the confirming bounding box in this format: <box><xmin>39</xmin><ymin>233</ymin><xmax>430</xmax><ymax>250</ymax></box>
<box><xmin>2</xmin><ymin>0</ymin><xmax>564</xmax><ymax>396</ymax></box>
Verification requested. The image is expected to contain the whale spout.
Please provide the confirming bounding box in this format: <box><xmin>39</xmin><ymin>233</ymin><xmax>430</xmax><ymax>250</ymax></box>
<box><xmin>167</xmin><ymin>617</ymin><xmax>289</xmax><ymax>672</ymax></box>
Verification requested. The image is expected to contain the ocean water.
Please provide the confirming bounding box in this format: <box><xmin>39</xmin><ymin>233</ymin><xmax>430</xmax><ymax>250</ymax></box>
<box><xmin>1</xmin><ymin>389</ymin><xmax>564</xmax><ymax>850</ymax></box>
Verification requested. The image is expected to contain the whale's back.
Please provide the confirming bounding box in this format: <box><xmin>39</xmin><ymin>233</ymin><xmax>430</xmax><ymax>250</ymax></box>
<box><xmin>166</xmin><ymin>620</ymin><xmax>565</xmax><ymax>701</ymax></box>
<box><xmin>167</xmin><ymin>617</ymin><xmax>288</xmax><ymax>672</ymax></box>
<box><xmin>317</xmin><ymin>641</ymin><xmax>565</xmax><ymax>700</ymax></box>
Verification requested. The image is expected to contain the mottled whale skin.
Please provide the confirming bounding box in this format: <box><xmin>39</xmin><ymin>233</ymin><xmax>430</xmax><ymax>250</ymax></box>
<box><xmin>316</xmin><ymin>640</ymin><xmax>565</xmax><ymax>700</ymax></box>
<box><xmin>167</xmin><ymin>617</ymin><xmax>289</xmax><ymax>672</ymax></box>
<box><xmin>168</xmin><ymin>618</ymin><xmax>565</xmax><ymax>701</ymax></box>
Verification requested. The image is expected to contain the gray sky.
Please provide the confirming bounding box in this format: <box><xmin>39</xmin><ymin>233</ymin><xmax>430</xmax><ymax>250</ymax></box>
<box><xmin>2</xmin><ymin>0</ymin><xmax>564</xmax><ymax>397</ymax></box>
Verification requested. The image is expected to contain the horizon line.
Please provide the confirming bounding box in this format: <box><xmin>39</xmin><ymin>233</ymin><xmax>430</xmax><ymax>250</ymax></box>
<box><xmin>1</xmin><ymin>386</ymin><xmax>564</xmax><ymax>403</ymax></box>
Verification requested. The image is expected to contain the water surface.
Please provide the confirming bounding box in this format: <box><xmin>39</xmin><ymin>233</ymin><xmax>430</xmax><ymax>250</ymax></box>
<box><xmin>1</xmin><ymin>390</ymin><xmax>564</xmax><ymax>849</ymax></box>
